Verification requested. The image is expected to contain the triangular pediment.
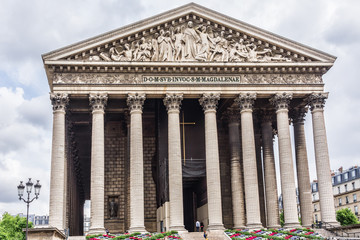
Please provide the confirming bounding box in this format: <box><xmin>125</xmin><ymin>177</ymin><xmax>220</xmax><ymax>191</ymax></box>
<box><xmin>43</xmin><ymin>3</ymin><xmax>335</xmax><ymax>65</ymax></box>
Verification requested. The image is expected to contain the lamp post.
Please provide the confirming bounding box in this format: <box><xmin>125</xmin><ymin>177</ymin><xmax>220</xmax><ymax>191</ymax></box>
<box><xmin>17</xmin><ymin>178</ymin><xmax>41</xmax><ymax>240</ymax></box>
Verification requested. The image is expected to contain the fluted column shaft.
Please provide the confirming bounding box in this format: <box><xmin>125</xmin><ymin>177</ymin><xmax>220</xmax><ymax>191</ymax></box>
<box><xmin>49</xmin><ymin>93</ymin><xmax>69</xmax><ymax>230</ymax></box>
<box><xmin>89</xmin><ymin>93</ymin><xmax>107</xmax><ymax>234</ymax></box>
<box><xmin>307</xmin><ymin>93</ymin><xmax>337</xmax><ymax>225</ymax></box>
<box><xmin>270</xmin><ymin>93</ymin><xmax>300</xmax><ymax>228</ymax></box>
<box><xmin>227</xmin><ymin>109</ymin><xmax>245</xmax><ymax>228</ymax></box>
<box><xmin>199</xmin><ymin>93</ymin><xmax>224</xmax><ymax>231</ymax></box>
<box><xmin>261</xmin><ymin>113</ymin><xmax>280</xmax><ymax>228</ymax></box>
<box><xmin>127</xmin><ymin>93</ymin><xmax>147</xmax><ymax>233</ymax></box>
<box><xmin>292</xmin><ymin>108</ymin><xmax>313</xmax><ymax>227</ymax></box>
<box><xmin>164</xmin><ymin>93</ymin><xmax>185</xmax><ymax>231</ymax></box>
<box><xmin>236</xmin><ymin>93</ymin><xmax>262</xmax><ymax>228</ymax></box>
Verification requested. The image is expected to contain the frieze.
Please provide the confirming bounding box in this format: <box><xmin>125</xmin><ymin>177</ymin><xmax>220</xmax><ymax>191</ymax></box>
<box><xmin>86</xmin><ymin>21</ymin><xmax>298</xmax><ymax>63</ymax></box>
<box><xmin>53</xmin><ymin>73</ymin><xmax>323</xmax><ymax>85</ymax></box>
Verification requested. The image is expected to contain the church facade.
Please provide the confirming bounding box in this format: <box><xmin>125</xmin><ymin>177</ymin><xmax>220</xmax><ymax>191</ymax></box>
<box><xmin>42</xmin><ymin>3</ymin><xmax>337</xmax><ymax>236</ymax></box>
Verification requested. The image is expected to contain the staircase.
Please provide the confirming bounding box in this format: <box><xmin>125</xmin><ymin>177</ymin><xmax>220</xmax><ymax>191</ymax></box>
<box><xmin>179</xmin><ymin>232</ymin><xmax>205</xmax><ymax>240</ymax></box>
<box><xmin>68</xmin><ymin>237</ymin><xmax>85</xmax><ymax>240</ymax></box>
<box><xmin>179</xmin><ymin>231</ymin><xmax>229</xmax><ymax>240</ymax></box>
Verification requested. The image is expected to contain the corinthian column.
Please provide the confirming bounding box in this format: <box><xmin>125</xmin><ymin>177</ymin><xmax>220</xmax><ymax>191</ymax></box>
<box><xmin>306</xmin><ymin>93</ymin><xmax>337</xmax><ymax>225</ymax></box>
<box><xmin>226</xmin><ymin>108</ymin><xmax>245</xmax><ymax>229</ymax></box>
<box><xmin>235</xmin><ymin>93</ymin><xmax>262</xmax><ymax>228</ymax></box>
<box><xmin>291</xmin><ymin>107</ymin><xmax>313</xmax><ymax>227</ymax></box>
<box><xmin>89</xmin><ymin>93</ymin><xmax>108</xmax><ymax>234</ymax></box>
<box><xmin>163</xmin><ymin>93</ymin><xmax>185</xmax><ymax>231</ymax></box>
<box><xmin>49</xmin><ymin>93</ymin><xmax>69</xmax><ymax>230</ymax></box>
<box><xmin>270</xmin><ymin>93</ymin><xmax>300</xmax><ymax>228</ymax></box>
<box><xmin>261</xmin><ymin>110</ymin><xmax>280</xmax><ymax>228</ymax></box>
<box><xmin>127</xmin><ymin>93</ymin><xmax>147</xmax><ymax>233</ymax></box>
<box><xmin>199</xmin><ymin>93</ymin><xmax>224</xmax><ymax>231</ymax></box>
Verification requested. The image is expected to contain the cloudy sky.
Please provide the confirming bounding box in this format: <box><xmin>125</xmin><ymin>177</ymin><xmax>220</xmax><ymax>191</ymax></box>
<box><xmin>0</xmin><ymin>0</ymin><xmax>359</xmax><ymax>217</ymax></box>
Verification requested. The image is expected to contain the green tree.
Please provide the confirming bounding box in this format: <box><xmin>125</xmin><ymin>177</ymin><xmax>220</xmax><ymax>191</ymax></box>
<box><xmin>280</xmin><ymin>210</ymin><xmax>284</xmax><ymax>227</ymax></box>
<box><xmin>0</xmin><ymin>212</ymin><xmax>33</xmax><ymax>240</ymax></box>
<box><xmin>336</xmin><ymin>208</ymin><xmax>359</xmax><ymax>226</ymax></box>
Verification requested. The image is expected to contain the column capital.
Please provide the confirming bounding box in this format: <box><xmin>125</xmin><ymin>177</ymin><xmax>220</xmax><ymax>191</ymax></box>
<box><xmin>270</xmin><ymin>92</ymin><xmax>293</xmax><ymax>111</ymax></box>
<box><xmin>199</xmin><ymin>93</ymin><xmax>220</xmax><ymax>112</ymax></box>
<box><xmin>306</xmin><ymin>92</ymin><xmax>328</xmax><ymax>112</ymax></box>
<box><xmin>127</xmin><ymin>93</ymin><xmax>146</xmax><ymax>113</ymax></box>
<box><xmin>163</xmin><ymin>93</ymin><xmax>183</xmax><ymax>112</ymax></box>
<box><xmin>290</xmin><ymin>107</ymin><xmax>308</xmax><ymax>124</ymax></box>
<box><xmin>235</xmin><ymin>93</ymin><xmax>256</xmax><ymax>112</ymax></box>
<box><xmin>89</xmin><ymin>93</ymin><xmax>108</xmax><ymax>112</ymax></box>
<box><xmin>50</xmin><ymin>93</ymin><xmax>69</xmax><ymax>112</ymax></box>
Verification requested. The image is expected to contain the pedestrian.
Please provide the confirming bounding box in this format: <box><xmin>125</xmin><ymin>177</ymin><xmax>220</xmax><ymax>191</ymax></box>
<box><xmin>196</xmin><ymin>220</ymin><xmax>200</xmax><ymax>232</ymax></box>
<box><xmin>200</xmin><ymin>222</ymin><xmax>204</xmax><ymax>232</ymax></box>
<box><xmin>204</xmin><ymin>230</ymin><xmax>208</xmax><ymax>240</ymax></box>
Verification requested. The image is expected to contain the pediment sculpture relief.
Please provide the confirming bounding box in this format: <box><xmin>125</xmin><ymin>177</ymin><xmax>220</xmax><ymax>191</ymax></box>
<box><xmin>90</xmin><ymin>21</ymin><xmax>292</xmax><ymax>63</ymax></box>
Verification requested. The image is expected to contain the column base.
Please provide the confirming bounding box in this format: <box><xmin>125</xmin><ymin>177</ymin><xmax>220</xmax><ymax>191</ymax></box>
<box><xmin>88</xmin><ymin>227</ymin><xmax>106</xmax><ymax>235</ymax></box>
<box><xmin>207</xmin><ymin>223</ymin><xmax>225</xmax><ymax>231</ymax></box>
<box><xmin>27</xmin><ymin>227</ymin><xmax>66</xmax><ymax>240</ymax></box>
<box><xmin>169</xmin><ymin>225</ymin><xmax>187</xmax><ymax>232</ymax></box>
<box><xmin>233</xmin><ymin>225</ymin><xmax>246</xmax><ymax>230</ymax></box>
<box><xmin>128</xmin><ymin>226</ymin><xmax>147</xmax><ymax>233</ymax></box>
<box><xmin>245</xmin><ymin>223</ymin><xmax>263</xmax><ymax>229</ymax></box>
<box><xmin>267</xmin><ymin>224</ymin><xmax>281</xmax><ymax>229</ymax></box>
<box><xmin>284</xmin><ymin>222</ymin><xmax>301</xmax><ymax>229</ymax></box>
<box><xmin>301</xmin><ymin>224</ymin><xmax>312</xmax><ymax>228</ymax></box>
<box><xmin>206</xmin><ymin>229</ymin><xmax>225</xmax><ymax>239</ymax></box>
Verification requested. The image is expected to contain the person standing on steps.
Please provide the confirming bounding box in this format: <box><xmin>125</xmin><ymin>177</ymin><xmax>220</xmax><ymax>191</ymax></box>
<box><xmin>196</xmin><ymin>220</ymin><xmax>200</xmax><ymax>232</ymax></box>
<box><xmin>200</xmin><ymin>221</ymin><xmax>204</xmax><ymax>232</ymax></box>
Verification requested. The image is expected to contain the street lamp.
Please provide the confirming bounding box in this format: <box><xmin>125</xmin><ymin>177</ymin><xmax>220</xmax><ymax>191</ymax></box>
<box><xmin>17</xmin><ymin>178</ymin><xmax>41</xmax><ymax>240</ymax></box>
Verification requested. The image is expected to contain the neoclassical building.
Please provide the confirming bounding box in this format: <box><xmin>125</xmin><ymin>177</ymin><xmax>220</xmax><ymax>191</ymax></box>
<box><xmin>42</xmin><ymin>3</ymin><xmax>338</xmax><ymax>236</ymax></box>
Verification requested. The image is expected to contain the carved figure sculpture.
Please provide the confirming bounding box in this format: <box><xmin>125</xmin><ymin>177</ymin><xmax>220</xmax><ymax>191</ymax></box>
<box><xmin>172</xmin><ymin>26</ymin><xmax>185</xmax><ymax>61</ymax></box>
<box><xmin>229</xmin><ymin>39</ymin><xmax>248</xmax><ymax>62</ymax></box>
<box><xmin>135</xmin><ymin>37</ymin><xmax>152</xmax><ymax>61</ymax></box>
<box><xmin>182</xmin><ymin>21</ymin><xmax>200</xmax><ymax>60</ymax></box>
<box><xmin>164</xmin><ymin>31</ymin><xmax>175</xmax><ymax>61</ymax></box>
<box><xmin>195</xmin><ymin>25</ymin><xmax>215</xmax><ymax>61</ymax></box>
<box><xmin>109</xmin><ymin>198</ymin><xmax>118</xmax><ymax>218</ymax></box>
<box><xmin>151</xmin><ymin>33</ymin><xmax>159</xmax><ymax>61</ymax></box>
<box><xmin>245</xmin><ymin>43</ymin><xmax>271</xmax><ymax>62</ymax></box>
<box><xmin>158</xmin><ymin>29</ymin><xmax>167</xmax><ymax>61</ymax></box>
<box><xmin>209</xmin><ymin>31</ymin><xmax>229</xmax><ymax>61</ymax></box>
<box><xmin>95</xmin><ymin>21</ymin><xmax>294</xmax><ymax>63</ymax></box>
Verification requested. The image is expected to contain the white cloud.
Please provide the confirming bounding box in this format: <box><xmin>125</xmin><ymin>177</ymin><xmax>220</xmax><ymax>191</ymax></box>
<box><xmin>0</xmin><ymin>87</ymin><xmax>51</xmax><ymax>215</ymax></box>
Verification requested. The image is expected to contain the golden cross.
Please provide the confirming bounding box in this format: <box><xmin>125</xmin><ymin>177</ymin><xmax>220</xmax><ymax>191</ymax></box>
<box><xmin>179</xmin><ymin>111</ymin><xmax>195</xmax><ymax>165</ymax></box>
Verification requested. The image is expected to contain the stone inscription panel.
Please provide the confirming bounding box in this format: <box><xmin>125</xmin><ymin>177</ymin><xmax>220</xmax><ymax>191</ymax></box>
<box><xmin>143</xmin><ymin>76</ymin><xmax>240</xmax><ymax>83</ymax></box>
<box><xmin>53</xmin><ymin>73</ymin><xmax>322</xmax><ymax>85</ymax></box>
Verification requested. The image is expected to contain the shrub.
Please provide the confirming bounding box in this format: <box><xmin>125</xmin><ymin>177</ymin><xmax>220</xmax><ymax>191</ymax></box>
<box><xmin>336</xmin><ymin>208</ymin><xmax>359</xmax><ymax>226</ymax></box>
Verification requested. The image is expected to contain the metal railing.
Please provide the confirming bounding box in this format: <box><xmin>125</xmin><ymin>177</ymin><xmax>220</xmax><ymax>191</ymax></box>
<box><xmin>314</xmin><ymin>221</ymin><xmax>360</xmax><ymax>238</ymax></box>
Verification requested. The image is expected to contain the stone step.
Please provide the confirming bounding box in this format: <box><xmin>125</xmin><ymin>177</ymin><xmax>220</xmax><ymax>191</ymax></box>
<box><xmin>68</xmin><ymin>236</ymin><xmax>85</xmax><ymax>240</ymax></box>
<box><xmin>179</xmin><ymin>232</ymin><xmax>205</xmax><ymax>240</ymax></box>
<box><xmin>179</xmin><ymin>231</ymin><xmax>228</xmax><ymax>240</ymax></box>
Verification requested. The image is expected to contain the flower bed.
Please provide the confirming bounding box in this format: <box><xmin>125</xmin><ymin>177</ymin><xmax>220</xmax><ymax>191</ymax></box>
<box><xmin>86</xmin><ymin>231</ymin><xmax>182</xmax><ymax>240</ymax></box>
<box><xmin>225</xmin><ymin>228</ymin><xmax>324</xmax><ymax>240</ymax></box>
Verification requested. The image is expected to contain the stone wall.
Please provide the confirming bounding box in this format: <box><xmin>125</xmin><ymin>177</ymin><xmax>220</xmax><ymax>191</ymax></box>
<box><xmin>143</xmin><ymin>135</ymin><xmax>157</xmax><ymax>231</ymax></box>
<box><xmin>104</xmin><ymin>121</ymin><xmax>127</xmax><ymax>232</ymax></box>
<box><xmin>218</xmin><ymin>119</ymin><xmax>233</xmax><ymax>229</ymax></box>
<box><xmin>103</xmin><ymin>116</ymin><xmax>157</xmax><ymax>233</ymax></box>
